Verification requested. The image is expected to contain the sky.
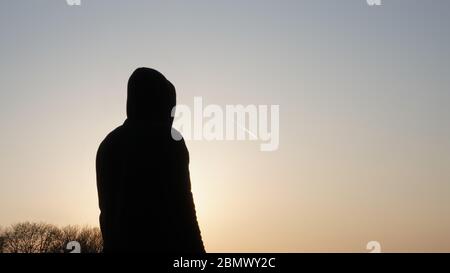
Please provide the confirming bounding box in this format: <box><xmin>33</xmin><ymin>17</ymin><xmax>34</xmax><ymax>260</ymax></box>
<box><xmin>0</xmin><ymin>0</ymin><xmax>450</xmax><ymax>252</ymax></box>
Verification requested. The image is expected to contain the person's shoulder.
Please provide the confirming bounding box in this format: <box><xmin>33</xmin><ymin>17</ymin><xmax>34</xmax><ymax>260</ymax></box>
<box><xmin>97</xmin><ymin>125</ymin><xmax>126</xmax><ymax>154</ymax></box>
<box><xmin>170</xmin><ymin>128</ymin><xmax>190</xmax><ymax>163</ymax></box>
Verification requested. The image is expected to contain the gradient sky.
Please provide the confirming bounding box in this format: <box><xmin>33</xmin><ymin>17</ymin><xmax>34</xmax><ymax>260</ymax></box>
<box><xmin>1</xmin><ymin>0</ymin><xmax>450</xmax><ymax>252</ymax></box>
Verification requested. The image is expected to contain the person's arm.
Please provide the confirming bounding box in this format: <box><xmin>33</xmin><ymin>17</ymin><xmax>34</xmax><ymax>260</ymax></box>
<box><xmin>183</xmin><ymin>170</ymin><xmax>206</xmax><ymax>253</ymax></box>
<box><xmin>96</xmin><ymin>140</ymin><xmax>114</xmax><ymax>252</ymax></box>
<box><xmin>179</xmin><ymin>140</ymin><xmax>205</xmax><ymax>253</ymax></box>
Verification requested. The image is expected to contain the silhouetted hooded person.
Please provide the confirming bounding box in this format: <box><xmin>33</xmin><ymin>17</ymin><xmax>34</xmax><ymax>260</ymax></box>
<box><xmin>96</xmin><ymin>68</ymin><xmax>205</xmax><ymax>253</ymax></box>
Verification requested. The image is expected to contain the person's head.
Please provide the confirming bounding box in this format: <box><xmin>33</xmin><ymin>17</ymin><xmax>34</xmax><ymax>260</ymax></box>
<box><xmin>126</xmin><ymin>67</ymin><xmax>176</xmax><ymax>124</ymax></box>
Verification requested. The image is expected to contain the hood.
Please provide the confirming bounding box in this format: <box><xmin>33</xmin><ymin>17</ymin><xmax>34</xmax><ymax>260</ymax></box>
<box><xmin>126</xmin><ymin>67</ymin><xmax>176</xmax><ymax>125</ymax></box>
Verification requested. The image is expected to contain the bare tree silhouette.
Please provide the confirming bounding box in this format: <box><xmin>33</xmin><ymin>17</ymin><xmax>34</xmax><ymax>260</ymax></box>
<box><xmin>0</xmin><ymin>222</ymin><xmax>102</xmax><ymax>253</ymax></box>
<box><xmin>0</xmin><ymin>227</ymin><xmax>5</xmax><ymax>253</ymax></box>
<box><xmin>60</xmin><ymin>225</ymin><xmax>102</xmax><ymax>253</ymax></box>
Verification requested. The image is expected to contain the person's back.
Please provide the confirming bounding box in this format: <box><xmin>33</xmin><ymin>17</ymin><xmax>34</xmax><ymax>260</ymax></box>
<box><xmin>96</xmin><ymin>68</ymin><xmax>205</xmax><ymax>253</ymax></box>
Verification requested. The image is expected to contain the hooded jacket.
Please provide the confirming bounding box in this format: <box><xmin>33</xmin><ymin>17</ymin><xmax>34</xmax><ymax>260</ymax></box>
<box><xmin>96</xmin><ymin>68</ymin><xmax>205</xmax><ymax>253</ymax></box>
